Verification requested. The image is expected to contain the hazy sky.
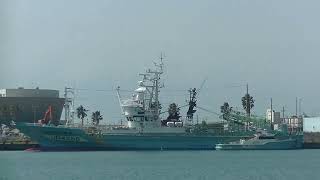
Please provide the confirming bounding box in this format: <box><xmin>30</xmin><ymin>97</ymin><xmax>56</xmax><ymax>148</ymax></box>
<box><xmin>1</xmin><ymin>0</ymin><xmax>320</xmax><ymax>123</ymax></box>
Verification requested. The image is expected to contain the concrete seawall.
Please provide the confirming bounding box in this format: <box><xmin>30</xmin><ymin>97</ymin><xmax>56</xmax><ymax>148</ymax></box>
<box><xmin>304</xmin><ymin>132</ymin><xmax>320</xmax><ymax>148</ymax></box>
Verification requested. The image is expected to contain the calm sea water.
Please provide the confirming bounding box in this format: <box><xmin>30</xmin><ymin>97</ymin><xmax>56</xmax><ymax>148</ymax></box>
<box><xmin>0</xmin><ymin>150</ymin><xmax>319</xmax><ymax>180</ymax></box>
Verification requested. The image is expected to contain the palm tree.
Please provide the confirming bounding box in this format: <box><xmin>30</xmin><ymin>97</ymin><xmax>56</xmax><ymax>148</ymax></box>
<box><xmin>241</xmin><ymin>93</ymin><xmax>254</xmax><ymax>117</ymax></box>
<box><xmin>220</xmin><ymin>102</ymin><xmax>232</xmax><ymax>120</ymax></box>
<box><xmin>92</xmin><ymin>111</ymin><xmax>103</xmax><ymax>126</ymax></box>
<box><xmin>76</xmin><ymin>105</ymin><xmax>88</xmax><ymax>126</ymax></box>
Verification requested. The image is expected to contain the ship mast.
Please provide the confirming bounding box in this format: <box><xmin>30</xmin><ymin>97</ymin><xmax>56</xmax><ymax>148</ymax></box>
<box><xmin>147</xmin><ymin>57</ymin><xmax>164</xmax><ymax>120</ymax></box>
<box><xmin>64</xmin><ymin>87</ymin><xmax>75</xmax><ymax>126</ymax></box>
<box><xmin>117</xmin><ymin>55</ymin><xmax>165</xmax><ymax>129</ymax></box>
<box><xmin>186</xmin><ymin>88</ymin><xmax>197</xmax><ymax>125</ymax></box>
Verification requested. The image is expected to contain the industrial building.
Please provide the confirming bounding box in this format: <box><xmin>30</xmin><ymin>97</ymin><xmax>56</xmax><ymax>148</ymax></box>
<box><xmin>0</xmin><ymin>87</ymin><xmax>65</xmax><ymax>125</ymax></box>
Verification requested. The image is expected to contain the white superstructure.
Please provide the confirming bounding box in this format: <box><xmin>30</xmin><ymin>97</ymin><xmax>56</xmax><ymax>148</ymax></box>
<box><xmin>117</xmin><ymin>61</ymin><xmax>164</xmax><ymax>129</ymax></box>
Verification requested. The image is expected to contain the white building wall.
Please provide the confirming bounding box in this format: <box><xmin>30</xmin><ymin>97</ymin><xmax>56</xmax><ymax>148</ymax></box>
<box><xmin>304</xmin><ymin>117</ymin><xmax>320</xmax><ymax>133</ymax></box>
<box><xmin>0</xmin><ymin>89</ymin><xmax>6</xmax><ymax>97</ymax></box>
<box><xmin>266</xmin><ymin>109</ymin><xmax>281</xmax><ymax>123</ymax></box>
<box><xmin>283</xmin><ymin>117</ymin><xmax>303</xmax><ymax>128</ymax></box>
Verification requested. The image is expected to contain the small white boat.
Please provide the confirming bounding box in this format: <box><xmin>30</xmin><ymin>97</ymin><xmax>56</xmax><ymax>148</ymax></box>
<box><xmin>215</xmin><ymin>133</ymin><xmax>303</xmax><ymax>150</ymax></box>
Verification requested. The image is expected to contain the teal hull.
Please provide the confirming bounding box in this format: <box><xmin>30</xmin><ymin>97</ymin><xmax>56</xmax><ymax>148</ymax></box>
<box><xmin>16</xmin><ymin>123</ymin><xmax>254</xmax><ymax>151</ymax></box>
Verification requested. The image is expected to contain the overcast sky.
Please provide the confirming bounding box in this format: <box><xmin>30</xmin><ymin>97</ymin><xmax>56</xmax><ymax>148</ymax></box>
<box><xmin>1</xmin><ymin>0</ymin><xmax>320</xmax><ymax>123</ymax></box>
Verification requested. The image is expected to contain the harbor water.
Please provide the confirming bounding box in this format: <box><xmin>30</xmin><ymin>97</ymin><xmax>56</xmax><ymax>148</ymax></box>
<box><xmin>0</xmin><ymin>150</ymin><xmax>319</xmax><ymax>180</ymax></box>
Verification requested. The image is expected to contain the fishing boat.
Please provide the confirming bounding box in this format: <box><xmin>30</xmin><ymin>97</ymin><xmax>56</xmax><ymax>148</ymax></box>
<box><xmin>16</xmin><ymin>60</ymin><xmax>255</xmax><ymax>151</ymax></box>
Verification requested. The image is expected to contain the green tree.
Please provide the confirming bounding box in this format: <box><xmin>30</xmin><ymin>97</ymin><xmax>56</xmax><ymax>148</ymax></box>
<box><xmin>167</xmin><ymin>103</ymin><xmax>181</xmax><ymax>120</ymax></box>
<box><xmin>91</xmin><ymin>111</ymin><xmax>103</xmax><ymax>126</ymax></box>
<box><xmin>241</xmin><ymin>93</ymin><xmax>254</xmax><ymax>117</ymax></box>
<box><xmin>220</xmin><ymin>102</ymin><xmax>232</xmax><ymax>120</ymax></box>
<box><xmin>76</xmin><ymin>105</ymin><xmax>88</xmax><ymax>126</ymax></box>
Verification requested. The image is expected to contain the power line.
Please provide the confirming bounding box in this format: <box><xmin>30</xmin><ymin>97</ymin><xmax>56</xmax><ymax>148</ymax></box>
<box><xmin>196</xmin><ymin>106</ymin><xmax>221</xmax><ymax>117</ymax></box>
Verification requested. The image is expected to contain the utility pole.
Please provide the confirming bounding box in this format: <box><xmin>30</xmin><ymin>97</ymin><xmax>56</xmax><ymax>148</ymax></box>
<box><xmin>295</xmin><ymin>97</ymin><xmax>298</xmax><ymax>117</ymax></box>
<box><xmin>282</xmin><ymin>106</ymin><xmax>285</xmax><ymax>119</ymax></box>
<box><xmin>270</xmin><ymin>98</ymin><xmax>273</xmax><ymax>124</ymax></box>
<box><xmin>299</xmin><ymin>98</ymin><xmax>302</xmax><ymax>117</ymax></box>
<box><xmin>196</xmin><ymin>114</ymin><xmax>199</xmax><ymax>125</ymax></box>
<box><xmin>246</xmin><ymin>83</ymin><xmax>249</xmax><ymax>95</ymax></box>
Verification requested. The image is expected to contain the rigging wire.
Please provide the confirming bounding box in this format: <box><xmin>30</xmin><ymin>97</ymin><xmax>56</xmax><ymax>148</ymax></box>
<box><xmin>72</xmin><ymin>88</ymin><xmax>192</xmax><ymax>93</ymax></box>
<box><xmin>196</xmin><ymin>106</ymin><xmax>221</xmax><ymax>117</ymax></box>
